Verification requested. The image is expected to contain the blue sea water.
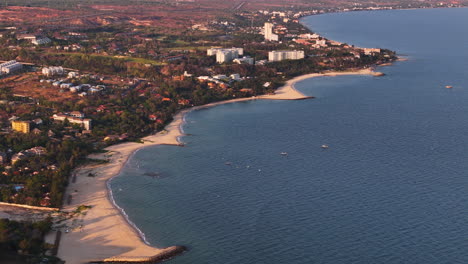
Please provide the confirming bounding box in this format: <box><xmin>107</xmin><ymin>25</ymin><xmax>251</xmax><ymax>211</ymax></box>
<box><xmin>111</xmin><ymin>8</ymin><xmax>468</xmax><ymax>263</ymax></box>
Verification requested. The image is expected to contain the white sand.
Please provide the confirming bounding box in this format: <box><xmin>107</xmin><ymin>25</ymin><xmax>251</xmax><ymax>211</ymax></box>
<box><xmin>57</xmin><ymin>68</ymin><xmax>382</xmax><ymax>263</ymax></box>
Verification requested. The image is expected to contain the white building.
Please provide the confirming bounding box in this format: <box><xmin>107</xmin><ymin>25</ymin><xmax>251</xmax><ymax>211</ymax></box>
<box><xmin>88</xmin><ymin>87</ymin><xmax>102</xmax><ymax>93</ymax></box>
<box><xmin>233</xmin><ymin>56</ymin><xmax>254</xmax><ymax>65</ymax></box>
<box><xmin>212</xmin><ymin>74</ymin><xmax>229</xmax><ymax>81</ymax></box>
<box><xmin>32</xmin><ymin>37</ymin><xmax>51</xmax><ymax>45</ymax></box>
<box><xmin>207</xmin><ymin>47</ymin><xmax>243</xmax><ymax>56</ymax></box>
<box><xmin>52</xmin><ymin>114</ymin><xmax>92</xmax><ymax>130</ymax></box>
<box><xmin>364</xmin><ymin>48</ymin><xmax>381</xmax><ymax>55</ymax></box>
<box><xmin>60</xmin><ymin>83</ymin><xmax>73</xmax><ymax>89</ymax></box>
<box><xmin>316</xmin><ymin>39</ymin><xmax>327</xmax><ymax>46</ymax></box>
<box><xmin>264</xmin><ymin>22</ymin><xmax>279</xmax><ymax>41</ymax></box>
<box><xmin>216</xmin><ymin>50</ymin><xmax>239</xmax><ymax>63</ymax></box>
<box><xmin>69</xmin><ymin>86</ymin><xmax>81</xmax><ymax>93</ymax></box>
<box><xmin>42</xmin><ymin>66</ymin><xmax>64</xmax><ymax>76</ymax></box>
<box><xmin>68</xmin><ymin>72</ymin><xmax>78</xmax><ymax>78</ymax></box>
<box><xmin>16</xmin><ymin>34</ymin><xmax>36</xmax><ymax>40</ymax></box>
<box><xmin>207</xmin><ymin>47</ymin><xmax>244</xmax><ymax>64</ymax></box>
<box><xmin>230</xmin><ymin>74</ymin><xmax>241</xmax><ymax>81</ymax></box>
<box><xmin>298</xmin><ymin>33</ymin><xmax>320</xmax><ymax>39</ymax></box>
<box><xmin>70</xmin><ymin>111</ymin><xmax>85</xmax><ymax>118</ymax></box>
<box><xmin>0</xmin><ymin>60</ymin><xmax>22</xmax><ymax>75</ymax></box>
<box><xmin>268</xmin><ymin>50</ymin><xmax>305</xmax><ymax>62</ymax></box>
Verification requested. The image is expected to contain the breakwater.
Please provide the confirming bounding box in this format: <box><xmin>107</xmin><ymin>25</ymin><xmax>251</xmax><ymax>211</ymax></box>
<box><xmin>88</xmin><ymin>245</ymin><xmax>187</xmax><ymax>263</ymax></box>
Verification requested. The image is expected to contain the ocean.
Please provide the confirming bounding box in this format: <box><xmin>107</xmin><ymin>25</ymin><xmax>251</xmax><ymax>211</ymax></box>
<box><xmin>110</xmin><ymin>8</ymin><xmax>468</xmax><ymax>263</ymax></box>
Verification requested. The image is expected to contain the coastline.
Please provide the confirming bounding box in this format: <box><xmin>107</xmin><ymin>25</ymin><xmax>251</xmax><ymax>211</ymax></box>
<box><xmin>57</xmin><ymin>67</ymin><xmax>384</xmax><ymax>263</ymax></box>
<box><xmin>258</xmin><ymin>67</ymin><xmax>383</xmax><ymax>101</ymax></box>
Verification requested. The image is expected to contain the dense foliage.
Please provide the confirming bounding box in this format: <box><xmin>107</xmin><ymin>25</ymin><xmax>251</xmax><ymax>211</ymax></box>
<box><xmin>0</xmin><ymin>218</ymin><xmax>51</xmax><ymax>254</ymax></box>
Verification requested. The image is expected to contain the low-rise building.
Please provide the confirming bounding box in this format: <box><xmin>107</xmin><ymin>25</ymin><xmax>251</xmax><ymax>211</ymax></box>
<box><xmin>32</xmin><ymin>128</ymin><xmax>42</xmax><ymax>135</ymax></box>
<box><xmin>60</xmin><ymin>83</ymin><xmax>73</xmax><ymax>89</ymax></box>
<box><xmin>70</xmin><ymin>111</ymin><xmax>85</xmax><ymax>118</ymax></box>
<box><xmin>32</xmin><ymin>37</ymin><xmax>51</xmax><ymax>45</ymax></box>
<box><xmin>69</xmin><ymin>86</ymin><xmax>81</xmax><ymax>93</ymax></box>
<box><xmin>294</xmin><ymin>39</ymin><xmax>313</xmax><ymax>46</ymax></box>
<box><xmin>42</xmin><ymin>66</ymin><xmax>64</xmax><ymax>76</ymax></box>
<box><xmin>11</xmin><ymin>147</ymin><xmax>47</xmax><ymax>164</ymax></box>
<box><xmin>52</xmin><ymin>114</ymin><xmax>92</xmax><ymax>130</ymax></box>
<box><xmin>315</xmin><ymin>39</ymin><xmax>327</xmax><ymax>47</ymax></box>
<box><xmin>24</xmin><ymin>146</ymin><xmax>47</xmax><ymax>156</ymax></box>
<box><xmin>11</xmin><ymin>120</ymin><xmax>30</xmax><ymax>133</ymax></box>
<box><xmin>213</xmin><ymin>74</ymin><xmax>229</xmax><ymax>81</ymax></box>
<box><xmin>298</xmin><ymin>33</ymin><xmax>320</xmax><ymax>39</ymax></box>
<box><xmin>16</xmin><ymin>34</ymin><xmax>36</xmax><ymax>40</ymax></box>
<box><xmin>0</xmin><ymin>60</ymin><xmax>22</xmax><ymax>75</ymax></box>
<box><xmin>68</xmin><ymin>71</ymin><xmax>78</xmax><ymax>78</ymax></box>
<box><xmin>230</xmin><ymin>74</ymin><xmax>241</xmax><ymax>81</ymax></box>
<box><xmin>33</xmin><ymin>118</ymin><xmax>43</xmax><ymax>125</ymax></box>
<box><xmin>17</xmin><ymin>34</ymin><xmax>51</xmax><ymax>45</ymax></box>
<box><xmin>364</xmin><ymin>48</ymin><xmax>381</xmax><ymax>55</ymax></box>
<box><xmin>233</xmin><ymin>56</ymin><xmax>254</xmax><ymax>65</ymax></box>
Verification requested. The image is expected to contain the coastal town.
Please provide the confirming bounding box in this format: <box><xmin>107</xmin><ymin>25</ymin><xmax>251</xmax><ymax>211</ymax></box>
<box><xmin>0</xmin><ymin>0</ymin><xmax>465</xmax><ymax>262</ymax></box>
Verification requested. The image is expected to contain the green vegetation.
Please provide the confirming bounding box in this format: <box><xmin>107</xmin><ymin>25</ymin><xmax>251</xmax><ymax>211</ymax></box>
<box><xmin>75</xmin><ymin>205</ymin><xmax>92</xmax><ymax>214</ymax></box>
<box><xmin>0</xmin><ymin>218</ymin><xmax>62</xmax><ymax>263</ymax></box>
<box><xmin>0</xmin><ymin>4</ymin><xmax>399</xmax><ymax>261</ymax></box>
<box><xmin>0</xmin><ymin>4</ymin><xmax>397</xmax><ymax>210</ymax></box>
<box><xmin>0</xmin><ymin>6</ymin><xmax>397</xmax><ymax>208</ymax></box>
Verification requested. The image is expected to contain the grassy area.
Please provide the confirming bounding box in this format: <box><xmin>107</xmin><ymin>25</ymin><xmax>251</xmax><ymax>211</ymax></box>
<box><xmin>47</xmin><ymin>52</ymin><xmax>166</xmax><ymax>66</ymax></box>
<box><xmin>173</xmin><ymin>40</ymin><xmax>191</xmax><ymax>46</ymax></box>
<box><xmin>164</xmin><ymin>46</ymin><xmax>209</xmax><ymax>51</ymax></box>
<box><xmin>119</xmin><ymin>56</ymin><xmax>166</xmax><ymax>65</ymax></box>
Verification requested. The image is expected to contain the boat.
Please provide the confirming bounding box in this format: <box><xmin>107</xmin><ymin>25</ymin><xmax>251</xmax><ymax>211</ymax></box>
<box><xmin>143</xmin><ymin>172</ymin><xmax>161</xmax><ymax>178</ymax></box>
<box><xmin>280</xmin><ymin>152</ymin><xmax>288</xmax><ymax>156</ymax></box>
<box><xmin>445</xmin><ymin>85</ymin><xmax>453</xmax><ymax>89</ymax></box>
<box><xmin>321</xmin><ymin>144</ymin><xmax>329</xmax><ymax>149</ymax></box>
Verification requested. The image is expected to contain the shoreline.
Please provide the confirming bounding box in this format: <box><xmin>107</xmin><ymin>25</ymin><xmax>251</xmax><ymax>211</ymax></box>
<box><xmin>56</xmin><ymin>67</ymin><xmax>385</xmax><ymax>263</ymax></box>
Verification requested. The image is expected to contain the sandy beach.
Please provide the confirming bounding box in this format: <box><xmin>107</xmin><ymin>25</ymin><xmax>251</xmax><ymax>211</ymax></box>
<box><xmin>56</xmin><ymin>68</ymin><xmax>383</xmax><ymax>263</ymax></box>
<box><xmin>257</xmin><ymin>68</ymin><xmax>381</xmax><ymax>100</ymax></box>
<box><xmin>56</xmin><ymin>113</ymin><xmax>185</xmax><ymax>263</ymax></box>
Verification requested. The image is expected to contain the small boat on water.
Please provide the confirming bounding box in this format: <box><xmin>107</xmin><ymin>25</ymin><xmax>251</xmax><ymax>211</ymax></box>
<box><xmin>445</xmin><ymin>85</ymin><xmax>453</xmax><ymax>89</ymax></box>
<box><xmin>280</xmin><ymin>152</ymin><xmax>288</xmax><ymax>156</ymax></box>
<box><xmin>321</xmin><ymin>144</ymin><xmax>329</xmax><ymax>149</ymax></box>
<box><xmin>143</xmin><ymin>172</ymin><xmax>161</xmax><ymax>178</ymax></box>
<box><xmin>225</xmin><ymin>162</ymin><xmax>232</xmax><ymax>166</ymax></box>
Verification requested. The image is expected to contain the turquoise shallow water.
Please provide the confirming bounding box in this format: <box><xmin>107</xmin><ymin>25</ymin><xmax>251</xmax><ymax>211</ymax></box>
<box><xmin>111</xmin><ymin>8</ymin><xmax>468</xmax><ymax>263</ymax></box>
